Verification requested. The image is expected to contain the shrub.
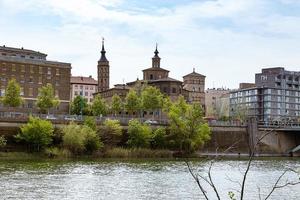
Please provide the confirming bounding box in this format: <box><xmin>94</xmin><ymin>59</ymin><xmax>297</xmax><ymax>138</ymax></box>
<box><xmin>101</xmin><ymin>119</ymin><xmax>122</xmax><ymax>146</ymax></box>
<box><xmin>151</xmin><ymin>127</ymin><xmax>166</xmax><ymax>149</ymax></box>
<box><xmin>62</xmin><ymin>122</ymin><xmax>102</xmax><ymax>154</ymax></box>
<box><xmin>127</xmin><ymin>119</ymin><xmax>152</xmax><ymax>148</ymax></box>
<box><xmin>16</xmin><ymin>117</ymin><xmax>54</xmax><ymax>152</ymax></box>
<box><xmin>84</xmin><ymin>116</ymin><xmax>97</xmax><ymax>131</ymax></box>
<box><xmin>0</xmin><ymin>135</ymin><xmax>7</xmax><ymax>148</ymax></box>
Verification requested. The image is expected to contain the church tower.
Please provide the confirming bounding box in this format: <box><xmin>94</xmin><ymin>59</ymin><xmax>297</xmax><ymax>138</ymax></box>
<box><xmin>152</xmin><ymin>43</ymin><xmax>161</xmax><ymax>68</ymax></box>
<box><xmin>97</xmin><ymin>39</ymin><xmax>109</xmax><ymax>92</ymax></box>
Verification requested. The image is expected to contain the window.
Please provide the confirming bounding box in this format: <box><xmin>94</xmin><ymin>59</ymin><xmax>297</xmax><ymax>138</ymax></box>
<box><xmin>21</xmin><ymin>65</ymin><xmax>25</xmax><ymax>72</ymax></box>
<box><xmin>172</xmin><ymin>88</ymin><xmax>177</xmax><ymax>93</ymax></box>
<box><xmin>12</xmin><ymin>64</ymin><xmax>16</xmax><ymax>72</ymax></box>
<box><xmin>47</xmin><ymin>68</ymin><xmax>51</xmax><ymax>75</ymax></box>
<box><xmin>29</xmin><ymin>76</ymin><xmax>34</xmax><ymax>83</ymax></box>
<box><xmin>75</xmin><ymin>91</ymin><xmax>78</xmax><ymax>96</ymax></box>
<box><xmin>28</xmin><ymin>88</ymin><xmax>33</xmax><ymax>96</ymax></box>
<box><xmin>38</xmin><ymin>76</ymin><xmax>42</xmax><ymax>84</ymax></box>
<box><xmin>55</xmin><ymin>90</ymin><xmax>59</xmax><ymax>97</ymax></box>
<box><xmin>20</xmin><ymin>88</ymin><xmax>24</xmax><ymax>96</ymax></box>
<box><xmin>90</xmin><ymin>86</ymin><xmax>94</xmax><ymax>90</ymax></box>
<box><xmin>20</xmin><ymin>75</ymin><xmax>25</xmax><ymax>83</ymax></box>
<box><xmin>30</xmin><ymin>66</ymin><xmax>34</xmax><ymax>73</ymax></box>
<box><xmin>85</xmin><ymin>92</ymin><xmax>88</xmax><ymax>96</ymax></box>
<box><xmin>56</xmin><ymin>68</ymin><xmax>60</xmax><ymax>75</ymax></box>
<box><xmin>150</xmin><ymin>74</ymin><xmax>153</xmax><ymax>80</ymax></box>
<box><xmin>85</xmin><ymin>86</ymin><xmax>89</xmax><ymax>90</ymax></box>
<box><xmin>39</xmin><ymin>67</ymin><xmax>43</xmax><ymax>74</ymax></box>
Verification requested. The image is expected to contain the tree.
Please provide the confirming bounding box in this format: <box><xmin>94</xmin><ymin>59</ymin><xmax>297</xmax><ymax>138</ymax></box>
<box><xmin>16</xmin><ymin>117</ymin><xmax>54</xmax><ymax>152</ymax></box>
<box><xmin>111</xmin><ymin>94</ymin><xmax>123</xmax><ymax>116</ymax></box>
<box><xmin>62</xmin><ymin>122</ymin><xmax>102</xmax><ymax>154</ymax></box>
<box><xmin>141</xmin><ymin>86</ymin><xmax>163</xmax><ymax>117</ymax></box>
<box><xmin>168</xmin><ymin>96</ymin><xmax>211</xmax><ymax>152</ymax></box>
<box><xmin>84</xmin><ymin>116</ymin><xmax>97</xmax><ymax>131</ymax></box>
<box><xmin>0</xmin><ymin>135</ymin><xmax>7</xmax><ymax>148</ymax></box>
<box><xmin>125</xmin><ymin>89</ymin><xmax>141</xmax><ymax>115</ymax></box>
<box><xmin>91</xmin><ymin>94</ymin><xmax>108</xmax><ymax>116</ymax></box>
<box><xmin>70</xmin><ymin>95</ymin><xmax>88</xmax><ymax>115</ymax></box>
<box><xmin>101</xmin><ymin>119</ymin><xmax>123</xmax><ymax>146</ymax></box>
<box><xmin>151</xmin><ymin>127</ymin><xmax>166</xmax><ymax>149</ymax></box>
<box><xmin>2</xmin><ymin>78</ymin><xmax>23</xmax><ymax>107</ymax></box>
<box><xmin>36</xmin><ymin>83</ymin><xmax>60</xmax><ymax>114</ymax></box>
<box><xmin>127</xmin><ymin>119</ymin><xmax>152</xmax><ymax>148</ymax></box>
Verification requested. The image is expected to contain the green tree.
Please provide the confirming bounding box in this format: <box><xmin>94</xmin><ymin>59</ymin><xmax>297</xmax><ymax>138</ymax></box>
<box><xmin>2</xmin><ymin>78</ymin><xmax>23</xmax><ymax>107</ymax></box>
<box><xmin>36</xmin><ymin>83</ymin><xmax>60</xmax><ymax>114</ymax></box>
<box><xmin>91</xmin><ymin>94</ymin><xmax>108</xmax><ymax>116</ymax></box>
<box><xmin>111</xmin><ymin>94</ymin><xmax>123</xmax><ymax>116</ymax></box>
<box><xmin>101</xmin><ymin>119</ymin><xmax>123</xmax><ymax>146</ymax></box>
<box><xmin>62</xmin><ymin>122</ymin><xmax>102</xmax><ymax>154</ymax></box>
<box><xmin>151</xmin><ymin>127</ymin><xmax>166</xmax><ymax>149</ymax></box>
<box><xmin>16</xmin><ymin>117</ymin><xmax>54</xmax><ymax>152</ymax></box>
<box><xmin>70</xmin><ymin>95</ymin><xmax>88</xmax><ymax>115</ymax></box>
<box><xmin>0</xmin><ymin>135</ymin><xmax>7</xmax><ymax>148</ymax></box>
<box><xmin>125</xmin><ymin>89</ymin><xmax>141</xmax><ymax>115</ymax></box>
<box><xmin>168</xmin><ymin>97</ymin><xmax>211</xmax><ymax>153</ymax></box>
<box><xmin>141</xmin><ymin>86</ymin><xmax>163</xmax><ymax>117</ymax></box>
<box><xmin>84</xmin><ymin>116</ymin><xmax>97</xmax><ymax>131</ymax></box>
<box><xmin>127</xmin><ymin>119</ymin><xmax>152</xmax><ymax>148</ymax></box>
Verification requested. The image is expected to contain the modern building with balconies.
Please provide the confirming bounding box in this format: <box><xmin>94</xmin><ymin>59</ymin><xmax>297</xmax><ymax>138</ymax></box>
<box><xmin>230</xmin><ymin>67</ymin><xmax>300</xmax><ymax>122</ymax></box>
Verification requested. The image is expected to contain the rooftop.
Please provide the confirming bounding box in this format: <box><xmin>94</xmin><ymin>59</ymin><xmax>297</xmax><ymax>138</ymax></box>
<box><xmin>71</xmin><ymin>76</ymin><xmax>98</xmax><ymax>85</ymax></box>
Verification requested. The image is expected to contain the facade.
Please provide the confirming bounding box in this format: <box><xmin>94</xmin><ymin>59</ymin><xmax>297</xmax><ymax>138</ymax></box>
<box><xmin>183</xmin><ymin>69</ymin><xmax>206</xmax><ymax>108</ymax></box>
<box><xmin>0</xmin><ymin>45</ymin><xmax>71</xmax><ymax>113</ymax></box>
<box><xmin>94</xmin><ymin>44</ymin><xmax>205</xmax><ymax>108</ymax></box>
<box><xmin>230</xmin><ymin>67</ymin><xmax>300</xmax><ymax>121</ymax></box>
<box><xmin>97</xmin><ymin>40</ymin><xmax>109</xmax><ymax>92</ymax></box>
<box><xmin>70</xmin><ymin>76</ymin><xmax>98</xmax><ymax>104</ymax></box>
<box><xmin>205</xmin><ymin>88</ymin><xmax>230</xmax><ymax>118</ymax></box>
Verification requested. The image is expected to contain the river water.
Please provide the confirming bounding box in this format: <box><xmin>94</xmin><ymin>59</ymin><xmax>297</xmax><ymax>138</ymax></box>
<box><xmin>0</xmin><ymin>158</ymin><xmax>299</xmax><ymax>200</ymax></box>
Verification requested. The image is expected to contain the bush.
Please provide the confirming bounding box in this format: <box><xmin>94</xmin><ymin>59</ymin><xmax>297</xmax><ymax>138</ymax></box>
<box><xmin>101</xmin><ymin>119</ymin><xmax>122</xmax><ymax>146</ymax></box>
<box><xmin>0</xmin><ymin>135</ymin><xmax>7</xmax><ymax>148</ymax></box>
<box><xmin>84</xmin><ymin>116</ymin><xmax>97</xmax><ymax>131</ymax></box>
<box><xmin>16</xmin><ymin>117</ymin><xmax>54</xmax><ymax>152</ymax></box>
<box><xmin>44</xmin><ymin>147</ymin><xmax>72</xmax><ymax>158</ymax></box>
<box><xmin>127</xmin><ymin>119</ymin><xmax>152</xmax><ymax>148</ymax></box>
<box><xmin>151</xmin><ymin>127</ymin><xmax>166</xmax><ymax>149</ymax></box>
<box><xmin>62</xmin><ymin>122</ymin><xmax>102</xmax><ymax>154</ymax></box>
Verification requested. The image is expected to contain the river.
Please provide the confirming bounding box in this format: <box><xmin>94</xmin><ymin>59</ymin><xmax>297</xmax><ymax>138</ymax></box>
<box><xmin>0</xmin><ymin>158</ymin><xmax>299</xmax><ymax>200</ymax></box>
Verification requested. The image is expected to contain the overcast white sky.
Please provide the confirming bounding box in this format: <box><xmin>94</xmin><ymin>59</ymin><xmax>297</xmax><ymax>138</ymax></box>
<box><xmin>1</xmin><ymin>0</ymin><xmax>300</xmax><ymax>89</ymax></box>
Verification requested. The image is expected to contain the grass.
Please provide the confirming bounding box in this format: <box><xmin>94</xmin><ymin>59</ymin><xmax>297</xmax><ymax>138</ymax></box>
<box><xmin>103</xmin><ymin>147</ymin><xmax>174</xmax><ymax>158</ymax></box>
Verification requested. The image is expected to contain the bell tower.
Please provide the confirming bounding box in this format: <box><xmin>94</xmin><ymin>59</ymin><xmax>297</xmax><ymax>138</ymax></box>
<box><xmin>97</xmin><ymin>38</ymin><xmax>109</xmax><ymax>92</ymax></box>
<box><xmin>152</xmin><ymin>43</ymin><xmax>161</xmax><ymax>68</ymax></box>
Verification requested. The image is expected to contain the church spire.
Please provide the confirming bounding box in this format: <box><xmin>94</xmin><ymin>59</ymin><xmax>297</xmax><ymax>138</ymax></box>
<box><xmin>152</xmin><ymin>43</ymin><xmax>161</xmax><ymax>68</ymax></box>
<box><xmin>154</xmin><ymin>43</ymin><xmax>159</xmax><ymax>57</ymax></box>
<box><xmin>99</xmin><ymin>38</ymin><xmax>108</xmax><ymax>62</ymax></box>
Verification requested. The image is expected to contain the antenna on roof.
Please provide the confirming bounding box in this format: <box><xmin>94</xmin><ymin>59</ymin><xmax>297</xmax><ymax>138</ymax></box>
<box><xmin>193</xmin><ymin>68</ymin><xmax>195</xmax><ymax>72</ymax></box>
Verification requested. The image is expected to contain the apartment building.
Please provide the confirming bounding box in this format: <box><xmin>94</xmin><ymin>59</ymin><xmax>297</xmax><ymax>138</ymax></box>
<box><xmin>0</xmin><ymin>45</ymin><xmax>71</xmax><ymax>113</ymax></box>
<box><xmin>70</xmin><ymin>76</ymin><xmax>98</xmax><ymax>104</ymax></box>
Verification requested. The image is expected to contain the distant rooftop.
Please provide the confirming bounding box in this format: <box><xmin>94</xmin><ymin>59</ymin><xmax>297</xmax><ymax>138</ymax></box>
<box><xmin>71</xmin><ymin>76</ymin><xmax>98</xmax><ymax>85</ymax></box>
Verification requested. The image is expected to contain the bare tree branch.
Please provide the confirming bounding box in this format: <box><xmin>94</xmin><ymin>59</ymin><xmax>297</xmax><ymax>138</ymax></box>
<box><xmin>264</xmin><ymin>169</ymin><xmax>300</xmax><ymax>200</ymax></box>
<box><xmin>185</xmin><ymin>160</ymin><xmax>209</xmax><ymax>200</ymax></box>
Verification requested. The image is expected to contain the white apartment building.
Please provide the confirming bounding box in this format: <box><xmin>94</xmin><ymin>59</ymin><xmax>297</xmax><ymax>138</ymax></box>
<box><xmin>70</xmin><ymin>76</ymin><xmax>98</xmax><ymax>104</ymax></box>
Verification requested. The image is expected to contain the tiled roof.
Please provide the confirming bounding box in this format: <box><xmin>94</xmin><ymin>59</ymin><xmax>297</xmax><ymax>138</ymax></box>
<box><xmin>183</xmin><ymin>71</ymin><xmax>206</xmax><ymax>78</ymax></box>
<box><xmin>71</xmin><ymin>76</ymin><xmax>98</xmax><ymax>85</ymax></box>
<box><xmin>142</xmin><ymin>67</ymin><xmax>169</xmax><ymax>72</ymax></box>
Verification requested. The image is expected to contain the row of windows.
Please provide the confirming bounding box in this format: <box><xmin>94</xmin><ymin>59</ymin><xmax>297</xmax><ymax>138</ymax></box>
<box><xmin>0</xmin><ymin>88</ymin><xmax>59</xmax><ymax>97</ymax></box>
<box><xmin>1</xmin><ymin>63</ymin><xmax>61</xmax><ymax>75</ymax></box>
<box><xmin>0</xmin><ymin>75</ymin><xmax>60</xmax><ymax>86</ymax></box>
<box><xmin>74</xmin><ymin>91</ymin><xmax>94</xmax><ymax>97</ymax></box>
<box><xmin>74</xmin><ymin>85</ymin><xmax>96</xmax><ymax>90</ymax></box>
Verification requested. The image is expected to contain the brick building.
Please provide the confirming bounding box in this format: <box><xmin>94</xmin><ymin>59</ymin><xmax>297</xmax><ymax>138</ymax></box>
<box><xmin>0</xmin><ymin>45</ymin><xmax>71</xmax><ymax>113</ymax></box>
<box><xmin>70</xmin><ymin>76</ymin><xmax>98</xmax><ymax>104</ymax></box>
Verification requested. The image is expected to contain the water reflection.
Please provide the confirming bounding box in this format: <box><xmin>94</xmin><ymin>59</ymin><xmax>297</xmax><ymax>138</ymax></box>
<box><xmin>0</xmin><ymin>159</ymin><xmax>299</xmax><ymax>199</ymax></box>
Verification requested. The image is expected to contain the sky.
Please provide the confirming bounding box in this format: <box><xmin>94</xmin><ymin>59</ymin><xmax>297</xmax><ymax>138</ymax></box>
<box><xmin>1</xmin><ymin>0</ymin><xmax>300</xmax><ymax>89</ymax></box>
